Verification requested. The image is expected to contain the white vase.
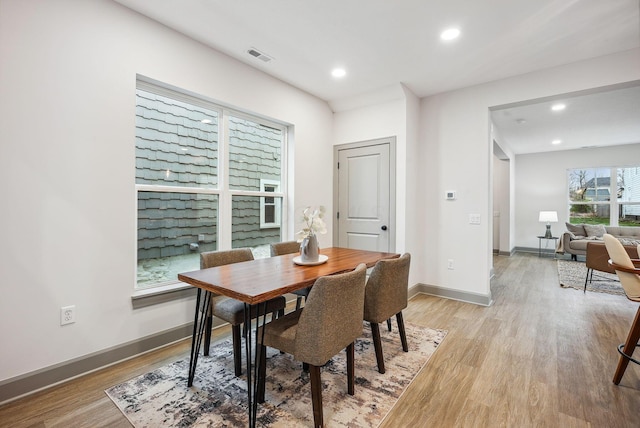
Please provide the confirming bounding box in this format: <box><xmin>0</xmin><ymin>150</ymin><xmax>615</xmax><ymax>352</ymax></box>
<box><xmin>300</xmin><ymin>233</ymin><xmax>319</xmax><ymax>262</ymax></box>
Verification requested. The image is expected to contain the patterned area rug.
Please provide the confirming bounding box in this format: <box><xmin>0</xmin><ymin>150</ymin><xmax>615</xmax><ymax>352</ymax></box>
<box><xmin>106</xmin><ymin>322</ymin><xmax>446</xmax><ymax>427</ymax></box>
<box><xmin>557</xmin><ymin>259</ymin><xmax>624</xmax><ymax>295</ymax></box>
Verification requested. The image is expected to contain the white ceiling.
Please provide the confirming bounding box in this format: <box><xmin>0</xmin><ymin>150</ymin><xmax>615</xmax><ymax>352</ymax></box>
<box><xmin>113</xmin><ymin>0</ymin><xmax>640</xmax><ymax>154</ymax></box>
<box><xmin>491</xmin><ymin>82</ymin><xmax>640</xmax><ymax>155</ymax></box>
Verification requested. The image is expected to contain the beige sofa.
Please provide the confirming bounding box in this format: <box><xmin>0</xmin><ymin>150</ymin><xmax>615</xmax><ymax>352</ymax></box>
<box><xmin>558</xmin><ymin>223</ymin><xmax>640</xmax><ymax>260</ymax></box>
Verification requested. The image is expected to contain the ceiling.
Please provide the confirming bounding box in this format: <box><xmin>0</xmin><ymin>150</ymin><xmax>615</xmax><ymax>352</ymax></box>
<box><xmin>113</xmin><ymin>0</ymin><xmax>640</xmax><ymax>154</ymax></box>
<box><xmin>491</xmin><ymin>82</ymin><xmax>640</xmax><ymax>155</ymax></box>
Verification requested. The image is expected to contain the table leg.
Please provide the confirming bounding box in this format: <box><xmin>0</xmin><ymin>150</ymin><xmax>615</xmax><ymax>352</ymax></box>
<box><xmin>188</xmin><ymin>289</ymin><xmax>212</xmax><ymax>387</ymax></box>
<box><xmin>245</xmin><ymin>302</ymin><xmax>268</xmax><ymax>428</ymax></box>
<box><xmin>538</xmin><ymin>238</ymin><xmax>542</xmax><ymax>257</ymax></box>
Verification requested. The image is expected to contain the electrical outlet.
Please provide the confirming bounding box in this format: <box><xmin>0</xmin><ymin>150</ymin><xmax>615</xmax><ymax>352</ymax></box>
<box><xmin>60</xmin><ymin>305</ymin><xmax>76</xmax><ymax>325</ymax></box>
<box><xmin>447</xmin><ymin>259</ymin><xmax>454</xmax><ymax>270</ymax></box>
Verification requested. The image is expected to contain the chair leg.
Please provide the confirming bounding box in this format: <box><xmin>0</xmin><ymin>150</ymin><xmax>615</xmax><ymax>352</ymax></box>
<box><xmin>232</xmin><ymin>325</ymin><xmax>242</xmax><ymax>376</ymax></box>
<box><xmin>346</xmin><ymin>342</ymin><xmax>355</xmax><ymax>395</ymax></box>
<box><xmin>584</xmin><ymin>268</ymin><xmax>591</xmax><ymax>293</ymax></box>
<box><xmin>386</xmin><ymin>318</ymin><xmax>392</xmax><ymax>332</ymax></box>
<box><xmin>613</xmin><ymin>306</ymin><xmax>640</xmax><ymax>384</ymax></box>
<box><xmin>257</xmin><ymin>344</ymin><xmax>267</xmax><ymax>403</ymax></box>
<box><xmin>396</xmin><ymin>312</ymin><xmax>408</xmax><ymax>352</ymax></box>
<box><xmin>204</xmin><ymin>315</ymin><xmax>213</xmax><ymax>356</ymax></box>
<box><xmin>370</xmin><ymin>322</ymin><xmax>385</xmax><ymax>374</ymax></box>
<box><xmin>309</xmin><ymin>364</ymin><xmax>323</xmax><ymax>428</ymax></box>
<box><xmin>296</xmin><ymin>296</ymin><xmax>303</xmax><ymax>310</ymax></box>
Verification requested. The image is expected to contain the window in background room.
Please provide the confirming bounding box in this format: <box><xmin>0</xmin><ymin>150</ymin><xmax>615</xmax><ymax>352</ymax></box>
<box><xmin>568</xmin><ymin>166</ymin><xmax>640</xmax><ymax>227</ymax></box>
<box><xmin>619</xmin><ymin>167</ymin><xmax>640</xmax><ymax>225</ymax></box>
<box><xmin>135</xmin><ymin>82</ymin><xmax>287</xmax><ymax>289</ymax></box>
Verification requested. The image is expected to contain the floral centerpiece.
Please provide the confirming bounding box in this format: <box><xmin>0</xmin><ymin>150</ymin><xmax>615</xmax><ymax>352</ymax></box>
<box><xmin>296</xmin><ymin>206</ymin><xmax>326</xmax><ymax>262</ymax></box>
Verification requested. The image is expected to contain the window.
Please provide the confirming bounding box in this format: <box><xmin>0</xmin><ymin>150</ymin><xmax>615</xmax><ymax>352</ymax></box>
<box><xmin>135</xmin><ymin>81</ymin><xmax>287</xmax><ymax>289</ymax></box>
<box><xmin>568</xmin><ymin>166</ymin><xmax>640</xmax><ymax>226</ymax></box>
<box><xmin>260</xmin><ymin>179</ymin><xmax>281</xmax><ymax>228</ymax></box>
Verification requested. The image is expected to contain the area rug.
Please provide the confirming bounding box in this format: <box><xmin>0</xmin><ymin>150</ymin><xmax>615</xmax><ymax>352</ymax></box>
<box><xmin>557</xmin><ymin>259</ymin><xmax>624</xmax><ymax>295</ymax></box>
<box><xmin>106</xmin><ymin>322</ymin><xmax>446</xmax><ymax>427</ymax></box>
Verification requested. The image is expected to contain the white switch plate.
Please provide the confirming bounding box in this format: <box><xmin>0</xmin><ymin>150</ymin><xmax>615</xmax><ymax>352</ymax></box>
<box><xmin>469</xmin><ymin>214</ymin><xmax>481</xmax><ymax>225</ymax></box>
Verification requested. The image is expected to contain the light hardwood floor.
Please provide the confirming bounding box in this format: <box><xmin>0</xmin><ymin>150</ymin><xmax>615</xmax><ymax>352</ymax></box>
<box><xmin>1</xmin><ymin>253</ymin><xmax>639</xmax><ymax>427</ymax></box>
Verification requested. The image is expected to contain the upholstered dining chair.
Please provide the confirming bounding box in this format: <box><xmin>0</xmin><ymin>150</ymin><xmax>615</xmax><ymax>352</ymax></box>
<box><xmin>256</xmin><ymin>263</ymin><xmax>368</xmax><ymax>428</ymax></box>
<box><xmin>200</xmin><ymin>248</ymin><xmax>286</xmax><ymax>377</ymax></box>
<box><xmin>603</xmin><ymin>234</ymin><xmax>640</xmax><ymax>385</ymax></box>
<box><xmin>364</xmin><ymin>253</ymin><xmax>411</xmax><ymax>374</ymax></box>
<box><xmin>270</xmin><ymin>240</ymin><xmax>310</xmax><ymax>310</ymax></box>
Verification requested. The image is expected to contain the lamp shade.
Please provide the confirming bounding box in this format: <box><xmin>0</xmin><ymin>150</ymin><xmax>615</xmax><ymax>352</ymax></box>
<box><xmin>538</xmin><ymin>211</ymin><xmax>558</xmax><ymax>223</ymax></box>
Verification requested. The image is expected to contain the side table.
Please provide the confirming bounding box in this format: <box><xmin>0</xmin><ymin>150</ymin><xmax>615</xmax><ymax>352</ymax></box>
<box><xmin>537</xmin><ymin>236</ymin><xmax>559</xmax><ymax>258</ymax></box>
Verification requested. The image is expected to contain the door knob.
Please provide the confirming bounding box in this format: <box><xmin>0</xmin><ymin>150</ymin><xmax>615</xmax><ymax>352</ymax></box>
<box><xmin>381</xmin><ymin>225</ymin><xmax>388</xmax><ymax>231</ymax></box>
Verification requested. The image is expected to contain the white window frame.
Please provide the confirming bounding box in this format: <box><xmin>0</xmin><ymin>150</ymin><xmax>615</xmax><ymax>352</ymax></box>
<box><xmin>567</xmin><ymin>166</ymin><xmax>640</xmax><ymax>227</ymax></box>
<box><xmin>134</xmin><ymin>77</ymin><xmax>288</xmax><ymax>294</ymax></box>
<box><xmin>259</xmin><ymin>179</ymin><xmax>281</xmax><ymax>228</ymax></box>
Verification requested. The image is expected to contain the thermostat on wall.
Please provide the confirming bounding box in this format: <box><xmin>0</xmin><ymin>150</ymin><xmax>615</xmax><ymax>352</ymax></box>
<box><xmin>445</xmin><ymin>190</ymin><xmax>456</xmax><ymax>200</ymax></box>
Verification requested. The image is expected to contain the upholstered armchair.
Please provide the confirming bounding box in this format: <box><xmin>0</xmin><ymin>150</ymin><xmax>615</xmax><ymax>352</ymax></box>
<box><xmin>256</xmin><ymin>263</ymin><xmax>367</xmax><ymax>428</ymax></box>
<box><xmin>200</xmin><ymin>248</ymin><xmax>286</xmax><ymax>376</ymax></box>
<box><xmin>270</xmin><ymin>241</ymin><xmax>310</xmax><ymax>310</ymax></box>
<box><xmin>364</xmin><ymin>253</ymin><xmax>411</xmax><ymax>374</ymax></box>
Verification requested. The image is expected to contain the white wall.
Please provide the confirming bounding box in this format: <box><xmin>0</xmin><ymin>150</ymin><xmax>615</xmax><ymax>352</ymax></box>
<box><xmin>0</xmin><ymin>0</ymin><xmax>333</xmax><ymax>382</ymax></box>
<box><xmin>515</xmin><ymin>144</ymin><xmax>640</xmax><ymax>249</ymax></box>
<box><xmin>418</xmin><ymin>48</ymin><xmax>640</xmax><ymax>298</ymax></box>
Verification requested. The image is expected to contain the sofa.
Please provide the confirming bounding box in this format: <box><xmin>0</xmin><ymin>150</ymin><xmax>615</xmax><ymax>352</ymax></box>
<box><xmin>557</xmin><ymin>223</ymin><xmax>640</xmax><ymax>260</ymax></box>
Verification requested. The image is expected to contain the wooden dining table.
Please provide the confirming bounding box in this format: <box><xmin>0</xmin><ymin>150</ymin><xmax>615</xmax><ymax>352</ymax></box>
<box><xmin>177</xmin><ymin>246</ymin><xmax>399</xmax><ymax>427</ymax></box>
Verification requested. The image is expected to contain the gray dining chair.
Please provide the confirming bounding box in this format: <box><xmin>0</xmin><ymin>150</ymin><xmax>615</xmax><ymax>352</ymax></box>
<box><xmin>364</xmin><ymin>253</ymin><xmax>411</xmax><ymax>374</ymax></box>
<box><xmin>270</xmin><ymin>241</ymin><xmax>310</xmax><ymax>310</ymax></box>
<box><xmin>603</xmin><ymin>234</ymin><xmax>640</xmax><ymax>384</ymax></box>
<box><xmin>200</xmin><ymin>248</ymin><xmax>286</xmax><ymax>376</ymax></box>
<box><xmin>256</xmin><ymin>263</ymin><xmax>367</xmax><ymax>428</ymax></box>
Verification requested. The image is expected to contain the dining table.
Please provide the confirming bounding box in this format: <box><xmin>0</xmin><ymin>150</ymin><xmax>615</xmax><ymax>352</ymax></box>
<box><xmin>177</xmin><ymin>246</ymin><xmax>400</xmax><ymax>427</ymax></box>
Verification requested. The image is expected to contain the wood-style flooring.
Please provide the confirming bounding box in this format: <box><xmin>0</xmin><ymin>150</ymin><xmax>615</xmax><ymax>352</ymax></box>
<box><xmin>1</xmin><ymin>253</ymin><xmax>638</xmax><ymax>427</ymax></box>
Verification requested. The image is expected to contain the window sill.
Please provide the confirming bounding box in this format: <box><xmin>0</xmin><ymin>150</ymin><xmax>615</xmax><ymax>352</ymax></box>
<box><xmin>131</xmin><ymin>282</ymin><xmax>197</xmax><ymax>309</ymax></box>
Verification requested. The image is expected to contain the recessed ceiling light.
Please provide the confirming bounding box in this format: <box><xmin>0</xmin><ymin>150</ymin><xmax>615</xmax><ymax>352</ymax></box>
<box><xmin>440</xmin><ymin>28</ymin><xmax>460</xmax><ymax>41</ymax></box>
<box><xmin>552</xmin><ymin>139</ymin><xmax>562</xmax><ymax>145</ymax></box>
<box><xmin>201</xmin><ymin>119</ymin><xmax>212</xmax><ymax>124</ymax></box>
<box><xmin>551</xmin><ymin>103</ymin><xmax>566</xmax><ymax>111</ymax></box>
<box><xmin>331</xmin><ymin>68</ymin><xmax>346</xmax><ymax>78</ymax></box>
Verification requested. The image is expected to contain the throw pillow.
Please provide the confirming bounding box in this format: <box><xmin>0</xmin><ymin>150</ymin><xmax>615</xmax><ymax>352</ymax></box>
<box><xmin>565</xmin><ymin>222</ymin><xmax>586</xmax><ymax>236</ymax></box>
<box><xmin>584</xmin><ymin>224</ymin><xmax>606</xmax><ymax>238</ymax></box>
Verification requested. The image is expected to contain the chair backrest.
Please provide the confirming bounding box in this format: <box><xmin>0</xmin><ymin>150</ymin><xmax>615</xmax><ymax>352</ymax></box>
<box><xmin>603</xmin><ymin>234</ymin><xmax>640</xmax><ymax>301</ymax></box>
<box><xmin>294</xmin><ymin>263</ymin><xmax>367</xmax><ymax>366</ymax></box>
<box><xmin>200</xmin><ymin>248</ymin><xmax>254</xmax><ymax>269</ymax></box>
<box><xmin>364</xmin><ymin>253</ymin><xmax>411</xmax><ymax>323</ymax></box>
<box><xmin>270</xmin><ymin>241</ymin><xmax>300</xmax><ymax>257</ymax></box>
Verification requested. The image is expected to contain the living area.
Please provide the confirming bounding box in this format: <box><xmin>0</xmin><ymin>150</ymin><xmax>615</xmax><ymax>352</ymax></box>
<box><xmin>494</xmin><ymin>82</ymin><xmax>640</xmax><ymax>293</ymax></box>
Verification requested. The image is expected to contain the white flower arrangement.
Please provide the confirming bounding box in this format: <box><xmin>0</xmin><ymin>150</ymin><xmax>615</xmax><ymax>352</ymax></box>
<box><xmin>296</xmin><ymin>206</ymin><xmax>327</xmax><ymax>240</ymax></box>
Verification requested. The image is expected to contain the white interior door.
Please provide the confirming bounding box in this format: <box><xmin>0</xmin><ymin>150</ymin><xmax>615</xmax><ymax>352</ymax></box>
<box><xmin>337</xmin><ymin>141</ymin><xmax>392</xmax><ymax>252</ymax></box>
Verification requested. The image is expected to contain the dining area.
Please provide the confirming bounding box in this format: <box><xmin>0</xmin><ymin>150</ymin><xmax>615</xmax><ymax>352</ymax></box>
<box><xmin>176</xmin><ymin>244</ymin><xmax>411</xmax><ymax>427</ymax></box>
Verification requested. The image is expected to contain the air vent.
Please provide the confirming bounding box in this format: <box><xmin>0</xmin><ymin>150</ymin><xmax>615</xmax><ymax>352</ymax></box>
<box><xmin>247</xmin><ymin>47</ymin><xmax>273</xmax><ymax>63</ymax></box>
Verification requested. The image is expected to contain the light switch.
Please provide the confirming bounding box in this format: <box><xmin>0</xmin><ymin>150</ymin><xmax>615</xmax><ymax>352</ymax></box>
<box><xmin>469</xmin><ymin>214</ymin><xmax>481</xmax><ymax>225</ymax></box>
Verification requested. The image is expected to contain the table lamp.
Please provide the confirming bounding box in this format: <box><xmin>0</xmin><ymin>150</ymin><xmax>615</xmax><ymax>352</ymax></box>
<box><xmin>539</xmin><ymin>211</ymin><xmax>558</xmax><ymax>239</ymax></box>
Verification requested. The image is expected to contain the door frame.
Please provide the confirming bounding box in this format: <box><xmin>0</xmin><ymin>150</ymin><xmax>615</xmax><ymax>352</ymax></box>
<box><xmin>332</xmin><ymin>137</ymin><xmax>397</xmax><ymax>252</ymax></box>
